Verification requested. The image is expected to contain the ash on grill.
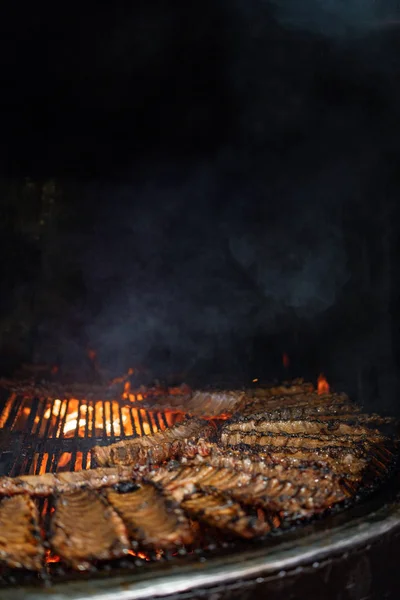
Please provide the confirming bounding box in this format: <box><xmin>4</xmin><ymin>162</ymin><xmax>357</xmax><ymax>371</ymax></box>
<box><xmin>0</xmin><ymin>379</ymin><xmax>396</xmax><ymax>586</ymax></box>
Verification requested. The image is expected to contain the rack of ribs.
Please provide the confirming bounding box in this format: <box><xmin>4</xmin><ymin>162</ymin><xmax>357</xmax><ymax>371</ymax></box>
<box><xmin>92</xmin><ymin>418</ymin><xmax>215</xmax><ymax>467</ymax></box>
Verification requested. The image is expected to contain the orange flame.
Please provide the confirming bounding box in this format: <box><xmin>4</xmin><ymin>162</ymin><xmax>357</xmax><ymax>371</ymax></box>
<box><xmin>317</xmin><ymin>374</ymin><xmax>330</xmax><ymax>395</ymax></box>
<box><xmin>127</xmin><ymin>550</ymin><xmax>151</xmax><ymax>561</ymax></box>
<box><xmin>45</xmin><ymin>550</ymin><xmax>61</xmax><ymax>564</ymax></box>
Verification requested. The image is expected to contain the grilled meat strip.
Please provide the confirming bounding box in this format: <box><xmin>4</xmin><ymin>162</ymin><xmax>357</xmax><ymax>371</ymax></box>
<box><xmin>242</xmin><ymin>403</ymin><xmax>360</xmax><ymax>421</ymax></box>
<box><xmin>50</xmin><ymin>489</ymin><xmax>130</xmax><ymax>569</ymax></box>
<box><xmin>215</xmin><ymin>439</ymin><xmax>392</xmax><ymax>481</ymax></box>
<box><xmin>181</xmin><ymin>490</ymin><xmax>270</xmax><ymax>539</ymax></box>
<box><xmin>223</xmin><ymin>418</ymin><xmax>381</xmax><ymax>438</ymax></box>
<box><xmin>187</xmin><ymin>444</ymin><xmax>366</xmax><ymax>479</ymax></box>
<box><xmin>106</xmin><ymin>481</ymin><xmax>193</xmax><ymax>549</ymax></box>
<box><xmin>142</xmin><ymin>390</ymin><xmax>245</xmax><ymax>417</ymax></box>
<box><xmin>241</xmin><ymin>403</ymin><xmax>391</xmax><ymax>425</ymax></box>
<box><xmin>176</xmin><ymin>439</ymin><xmax>368</xmax><ymax>479</ymax></box>
<box><xmin>152</xmin><ymin>463</ymin><xmax>349</xmax><ymax>519</ymax></box>
<box><xmin>0</xmin><ymin>495</ymin><xmax>44</xmax><ymax>571</ymax></box>
<box><xmin>248</xmin><ymin>381</ymin><xmax>315</xmax><ymax>397</ymax></box>
<box><xmin>190</xmin><ymin>452</ymin><xmax>334</xmax><ymax>483</ymax></box>
<box><xmin>220</xmin><ymin>429</ymin><xmax>383</xmax><ymax>449</ymax></box>
<box><xmin>92</xmin><ymin>419</ymin><xmax>214</xmax><ymax>467</ymax></box>
<box><xmin>240</xmin><ymin>392</ymin><xmax>350</xmax><ymax>416</ymax></box>
<box><xmin>0</xmin><ymin>467</ymin><xmax>143</xmax><ymax>497</ymax></box>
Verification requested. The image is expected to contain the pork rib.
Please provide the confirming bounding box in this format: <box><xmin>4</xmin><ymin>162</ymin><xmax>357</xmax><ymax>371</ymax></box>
<box><xmin>92</xmin><ymin>419</ymin><xmax>214</xmax><ymax>467</ymax></box>
<box><xmin>50</xmin><ymin>489</ymin><xmax>130</xmax><ymax>569</ymax></box>
<box><xmin>106</xmin><ymin>481</ymin><xmax>193</xmax><ymax>549</ymax></box>
<box><xmin>240</xmin><ymin>391</ymin><xmax>350</xmax><ymax>416</ymax></box>
<box><xmin>220</xmin><ymin>429</ymin><xmax>383</xmax><ymax>449</ymax></box>
<box><xmin>223</xmin><ymin>418</ymin><xmax>382</xmax><ymax>438</ymax></box>
<box><xmin>181</xmin><ymin>490</ymin><xmax>270</xmax><ymax>539</ymax></box>
<box><xmin>0</xmin><ymin>495</ymin><xmax>44</xmax><ymax>571</ymax></box>
<box><xmin>151</xmin><ymin>463</ymin><xmax>348</xmax><ymax>520</ymax></box>
<box><xmin>142</xmin><ymin>390</ymin><xmax>245</xmax><ymax>417</ymax></box>
<box><xmin>0</xmin><ymin>467</ymin><xmax>144</xmax><ymax>497</ymax></box>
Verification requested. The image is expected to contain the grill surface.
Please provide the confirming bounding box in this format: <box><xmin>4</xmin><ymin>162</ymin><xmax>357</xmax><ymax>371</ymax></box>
<box><xmin>0</xmin><ymin>386</ymin><xmax>399</xmax><ymax>600</ymax></box>
<box><xmin>0</xmin><ymin>388</ymin><xmax>182</xmax><ymax>478</ymax></box>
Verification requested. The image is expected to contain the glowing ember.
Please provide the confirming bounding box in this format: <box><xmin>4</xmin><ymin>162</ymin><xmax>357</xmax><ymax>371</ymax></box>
<box><xmin>127</xmin><ymin>550</ymin><xmax>151</xmax><ymax>561</ymax></box>
<box><xmin>45</xmin><ymin>550</ymin><xmax>61</xmax><ymax>564</ymax></box>
<box><xmin>57</xmin><ymin>453</ymin><xmax>72</xmax><ymax>468</ymax></box>
<box><xmin>317</xmin><ymin>374</ymin><xmax>330</xmax><ymax>395</ymax></box>
<box><xmin>282</xmin><ymin>353</ymin><xmax>290</xmax><ymax>368</ymax></box>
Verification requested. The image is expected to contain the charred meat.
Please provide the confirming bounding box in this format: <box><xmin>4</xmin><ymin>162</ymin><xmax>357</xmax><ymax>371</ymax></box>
<box><xmin>142</xmin><ymin>390</ymin><xmax>245</xmax><ymax>417</ymax></box>
<box><xmin>0</xmin><ymin>495</ymin><xmax>44</xmax><ymax>571</ymax></box>
<box><xmin>92</xmin><ymin>418</ymin><xmax>214</xmax><ymax>467</ymax></box>
<box><xmin>240</xmin><ymin>391</ymin><xmax>350</xmax><ymax>416</ymax></box>
<box><xmin>223</xmin><ymin>417</ymin><xmax>381</xmax><ymax>438</ymax></box>
<box><xmin>0</xmin><ymin>467</ymin><xmax>145</xmax><ymax>497</ymax></box>
<box><xmin>220</xmin><ymin>429</ymin><xmax>383</xmax><ymax>449</ymax></box>
<box><xmin>184</xmin><ymin>441</ymin><xmax>369</xmax><ymax>479</ymax></box>
<box><xmin>106</xmin><ymin>481</ymin><xmax>193</xmax><ymax>548</ymax></box>
<box><xmin>151</xmin><ymin>463</ymin><xmax>348</xmax><ymax>520</ymax></box>
<box><xmin>181</xmin><ymin>490</ymin><xmax>271</xmax><ymax>539</ymax></box>
<box><xmin>50</xmin><ymin>489</ymin><xmax>130</xmax><ymax>569</ymax></box>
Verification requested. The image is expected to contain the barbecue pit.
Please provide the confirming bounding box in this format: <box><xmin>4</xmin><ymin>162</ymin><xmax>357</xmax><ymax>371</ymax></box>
<box><xmin>0</xmin><ymin>380</ymin><xmax>398</xmax><ymax>600</ymax></box>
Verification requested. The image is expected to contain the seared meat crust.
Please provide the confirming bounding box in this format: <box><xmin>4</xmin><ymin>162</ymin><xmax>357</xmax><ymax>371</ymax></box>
<box><xmin>106</xmin><ymin>482</ymin><xmax>193</xmax><ymax>548</ymax></box>
<box><xmin>93</xmin><ymin>419</ymin><xmax>214</xmax><ymax>467</ymax></box>
<box><xmin>181</xmin><ymin>490</ymin><xmax>271</xmax><ymax>539</ymax></box>
<box><xmin>50</xmin><ymin>489</ymin><xmax>130</xmax><ymax>569</ymax></box>
<box><xmin>0</xmin><ymin>467</ymin><xmax>143</xmax><ymax>497</ymax></box>
<box><xmin>0</xmin><ymin>495</ymin><xmax>44</xmax><ymax>570</ymax></box>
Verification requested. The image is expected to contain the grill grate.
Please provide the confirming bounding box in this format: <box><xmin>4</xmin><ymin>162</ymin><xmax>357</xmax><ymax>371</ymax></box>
<box><xmin>0</xmin><ymin>388</ymin><xmax>183</xmax><ymax>478</ymax></box>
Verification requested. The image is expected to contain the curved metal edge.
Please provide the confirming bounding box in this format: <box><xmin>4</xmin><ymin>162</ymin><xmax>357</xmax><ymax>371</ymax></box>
<box><xmin>4</xmin><ymin>500</ymin><xmax>400</xmax><ymax>600</ymax></box>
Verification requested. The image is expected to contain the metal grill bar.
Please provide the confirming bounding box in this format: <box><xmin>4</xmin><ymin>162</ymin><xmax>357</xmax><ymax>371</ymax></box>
<box><xmin>0</xmin><ymin>389</ymin><xmax>183</xmax><ymax>477</ymax></box>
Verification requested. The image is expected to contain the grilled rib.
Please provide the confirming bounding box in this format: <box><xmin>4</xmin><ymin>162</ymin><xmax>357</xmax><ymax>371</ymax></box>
<box><xmin>190</xmin><ymin>441</ymin><xmax>370</xmax><ymax>479</ymax></box>
<box><xmin>92</xmin><ymin>419</ymin><xmax>215</xmax><ymax>467</ymax></box>
<box><xmin>223</xmin><ymin>418</ymin><xmax>381</xmax><ymax>438</ymax></box>
<box><xmin>151</xmin><ymin>463</ymin><xmax>348</xmax><ymax>519</ymax></box>
<box><xmin>181</xmin><ymin>490</ymin><xmax>271</xmax><ymax>539</ymax></box>
<box><xmin>241</xmin><ymin>392</ymin><xmax>350</xmax><ymax>416</ymax></box>
<box><xmin>0</xmin><ymin>467</ymin><xmax>144</xmax><ymax>497</ymax></box>
<box><xmin>240</xmin><ymin>403</ymin><xmax>391</xmax><ymax>425</ymax></box>
<box><xmin>106</xmin><ymin>481</ymin><xmax>193</xmax><ymax>549</ymax></box>
<box><xmin>190</xmin><ymin>452</ymin><xmax>334</xmax><ymax>483</ymax></box>
<box><xmin>248</xmin><ymin>381</ymin><xmax>315</xmax><ymax>397</ymax></box>
<box><xmin>0</xmin><ymin>495</ymin><xmax>44</xmax><ymax>571</ymax></box>
<box><xmin>50</xmin><ymin>489</ymin><xmax>130</xmax><ymax>569</ymax></box>
<box><xmin>220</xmin><ymin>429</ymin><xmax>384</xmax><ymax>449</ymax></box>
<box><xmin>142</xmin><ymin>390</ymin><xmax>245</xmax><ymax>417</ymax></box>
<box><xmin>242</xmin><ymin>404</ymin><xmax>360</xmax><ymax>421</ymax></box>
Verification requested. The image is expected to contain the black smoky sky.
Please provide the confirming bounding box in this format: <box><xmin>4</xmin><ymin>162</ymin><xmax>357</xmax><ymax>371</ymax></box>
<box><xmin>2</xmin><ymin>1</ymin><xmax>400</xmax><ymax>377</ymax></box>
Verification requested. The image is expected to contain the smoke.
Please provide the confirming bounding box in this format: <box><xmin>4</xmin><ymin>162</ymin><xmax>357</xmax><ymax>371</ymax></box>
<box><xmin>269</xmin><ymin>0</ymin><xmax>398</xmax><ymax>37</ymax></box>
<box><xmin>76</xmin><ymin>153</ymin><xmax>354</xmax><ymax>377</ymax></box>
<box><xmin>24</xmin><ymin>1</ymin><xmax>399</xmax><ymax>380</ymax></box>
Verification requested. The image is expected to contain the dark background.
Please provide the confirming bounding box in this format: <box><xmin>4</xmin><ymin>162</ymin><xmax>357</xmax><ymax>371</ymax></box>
<box><xmin>0</xmin><ymin>1</ymin><xmax>399</xmax><ymax>413</ymax></box>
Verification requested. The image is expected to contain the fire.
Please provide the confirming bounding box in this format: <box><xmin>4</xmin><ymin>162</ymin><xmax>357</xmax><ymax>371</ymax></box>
<box><xmin>30</xmin><ymin>391</ymin><xmax>184</xmax><ymax>450</ymax></box>
<box><xmin>282</xmin><ymin>353</ymin><xmax>290</xmax><ymax>368</ymax></box>
<box><xmin>317</xmin><ymin>374</ymin><xmax>330</xmax><ymax>395</ymax></box>
<box><xmin>127</xmin><ymin>550</ymin><xmax>151</xmax><ymax>561</ymax></box>
<box><xmin>45</xmin><ymin>550</ymin><xmax>61</xmax><ymax>564</ymax></box>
